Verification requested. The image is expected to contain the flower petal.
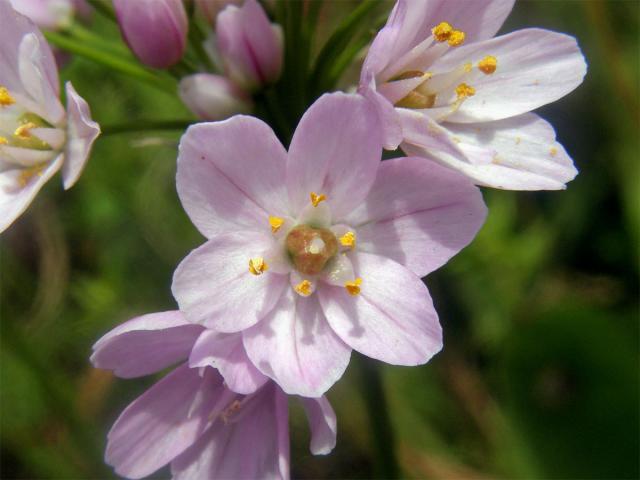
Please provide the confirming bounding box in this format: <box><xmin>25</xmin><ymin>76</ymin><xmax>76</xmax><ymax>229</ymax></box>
<box><xmin>432</xmin><ymin>28</ymin><xmax>587</xmax><ymax>123</ymax></box>
<box><xmin>177</xmin><ymin>118</ymin><xmax>290</xmax><ymax>238</ymax></box>
<box><xmin>300</xmin><ymin>396</ymin><xmax>337</xmax><ymax>455</ymax></box>
<box><xmin>404</xmin><ymin>113</ymin><xmax>577</xmax><ymax>190</ymax></box>
<box><xmin>0</xmin><ymin>154</ymin><xmax>63</xmax><ymax>233</ymax></box>
<box><xmin>343</xmin><ymin>157</ymin><xmax>486</xmax><ymax>277</ymax></box>
<box><xmin>189</xmin><ymin>330</ymin><xmax>269</xmax><ymax>394</ymax></box>
<box><xmin>62</xmin><ymin>82</ymin><xmax>100</xmax><ymax>189</ymax></box>
<box><xmin>359</xmin><ymin>86</ymin><xmax>403</xmax><ymax>150</ymax></box>
<box><xmin>319</xmin><ymin>252</ymin><xmax>442</xmax><ymax>365</ymax></box>
<box><xmin>171</xmin><ymin>383</ymin><xmax>290</xmax><ymax>480</ymax></box>
<box><xmin>178</xmin><ymin>73</ymin><xmax>252</xmax><ymax>120</ymax></box>
<box><xmin>172</xmin><ymin>232</ymin><xmax>288</xmax><ymax>332</ymax></box>
<box><xmin>106</xmin><ymin>365</ymin><xmax>223</xmax><ymax>479</ymax></box>
<box><xmin>91</xmin><ymin>311</ymin><xmax>203</xmax><ymax>378</ymax></box>
<box><xmin>286</xmin><ymin>92</ymin><xmax>382</xmax><ymax>219</ymax></box>
<box><xmin>243</xmin><ymin>289</ymin><xmax>351</xmax><ymax>397</ymax></box>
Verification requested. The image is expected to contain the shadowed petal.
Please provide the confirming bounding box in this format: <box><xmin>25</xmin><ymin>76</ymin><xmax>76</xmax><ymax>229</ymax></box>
<box><xmin>244</xmin><ymin>289</ymin><xmax>351</xmax><ymax>397</ymax></box>
<box><xmin>344</xmin><ymin>157</ymin><xmax>486</xmax><ymax>277</ymax></box>
<box><xmin>106</xmin><ymin>365</ymin><xmax>223</xmax><ymax>479</ymax></box>
<box><xmin>300</xmin><ymin>396</ymin><xmax>337</xmax><ymax>455</ymax></box>
<box><xmin>172</xmin><ymin>232</ymin><xmax>288</xmax><ymax>332</ymax></box>
<box><xmin>319</xmin><ymin>252</ymin><xmax>442</xmax><ymax>365</ymax></box>
<box><xmin>91</xmin><ymin>311</ymin><xmax>203</xmax><ymax>378</ymax></box>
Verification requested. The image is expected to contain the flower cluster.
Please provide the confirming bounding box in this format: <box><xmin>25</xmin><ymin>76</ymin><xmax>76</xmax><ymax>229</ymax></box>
<box><xmin>2</xmin><ymin>0</ymin><xmax>586</xmax><ymax>478</ymax></box>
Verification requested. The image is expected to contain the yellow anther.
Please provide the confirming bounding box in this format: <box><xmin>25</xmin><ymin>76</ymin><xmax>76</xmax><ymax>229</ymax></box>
<box><xmin>455</xmin><ymin>83</ymin><xmax>476</xmax><ymax>99</ymax></box>
<box><xmin>448</xmin><ymin>30</ymin><xmax>465</xmax><ymax>46</ymax></box>
<box><xmin>432</xmin><ymin>22</ymin><xmax>453</xmax><ymax>42</ymax></box>
<box><xmin>249</xmin><ymin>257</ymin><xmax>268</xmax><ymax>276</ymax></box>
<box><xmin>18</xmin><ymin>165</ymin><xmax>44</xmax><ymax>187</ymax></box>
<box><xmin>294</xmin><ymin>279</ymin><xmax>313</xmax><ymax>297</ymax></box>
<box><xmin>269</xmin><ymin>216</ymin><xmax>284</xmax><ymax>234</ymax></box>
<box><xmin>478</xmin><ymin>55</ymin><xmax>497</xmax><ymax>74</ymax></box>
<box><xmin>0</xmin><ymin>136</ymin><xmax>8</xmax><ymax>145</ymax></box>
<box><xmin>344</xmin><ymin>278</ymin><xmax>363</xmax><ymax>296</ymax></box>
<box><xmin>14</xmin><ymin>122</ymin><xmax>37</xmax><ymax>139</ymax></box>
<box><xmin>339</xmin><ymin>231</ymin><xmax>356</xmax><ymax>249</ymax></box>
<box><xmin>310</xmin><ymin>192</ymin><xmax>326</xmax><ymax>207</ymax></box>
<box><xmin>463</xmin><ymin>62</ymin><xmax>472</xmax><ymax>73</ymax></box>
<box><xmin>550</xmin><ymin>147</ymin><xmax>558</xmax><ymax>157</ymax></box>
<box><xmin>0</xmin><ymin>86</ymin><xmax>15</xmax><ymax>106</ymax></box>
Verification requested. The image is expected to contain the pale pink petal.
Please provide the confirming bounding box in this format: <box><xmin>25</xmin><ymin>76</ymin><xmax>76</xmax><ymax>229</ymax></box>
<box><xmin>106</xmin><ymin>365</ymin><xmax>223</xmax><ymax>479</ymax></box>
<box><xmin>360</xmin><ymin>0</ymin><xmax>405</xmax><ymax>78</ymax></box>
<box><xmin>189</xmin><ymin>330</ymin><xmax>268</xmax><ymax>394</ymax></box>
<box><xmin>62</xmin><ymin>82</ymin><xmax>100</xmax><ymax>189</ymax></box>
<box><xmin>177</xmin><ymin>118</ymin><xmax>290</xmax><ymax>238</ymax></box>
<box><xmin>90</xmin><ymin>311</ymin><xmax>203</xmax><ymax>378</ymax></box>
<box><xmin>171</xmin><ymin>383</ymin><xmax>290</xmax><ymax>480</ymax></box>
<box><xmin>360</xmin><ymin>86</ymin><xmax>403</xmax><ymax>150</ymax></box>
<box><xmin>319</xmin><ymin>252</ymin><xmax>442</xmax><ymax>365</ymax></box>
<box><xmin>0</xmin><ymin>154</ymin><xmax>63</xmax><ymax>233</ymax></box>
<box><xmin>380</xmin><ymin>0</ymin><xmax>514</xmax><ymax>70</ymax></box>
<box><xmin>404</xmin><ymin>113</ymin><xmax>577</xmax><ymax>190</ymax></box>
<box><xmin>240</xmin><ymin>0</ymin><xmax>283</xmax><ymax>84</ymax></box>
<box><xmin>300</xmin><ymin>397</ymin><xmax>337</xmax><ymax>455</ymax></box>
<box><xmin>172</xmin><ymin>232</ymin><xmax>288</xmax><ymax>332</ymax></box>
<box><xmin>286</xmin><ymin>92</ymin><xmax>382</xmax><ymax>219</ymax></box>
<box><xmin>243</xmin><ymin>289</ymin><xmax>351</xmax><ymax>397</ymax></box>
<box><xmin>343</xmin><ymin>157</ymin><xmax>486</xmax><ymax>277</ymax></box>
<box><xmin>433</xmin><ymin>29</ymin><xmax>587</xmax><ymax>123</ymax></box>
<box><xmin>10</xmin><ymin>0</ymin><xmax>74</xmax><ymax>31</ymax></box>
<box><xmin>178</xmin><ymin>73</ymin><xmax>252</xmax><ymax>120</ymax></box>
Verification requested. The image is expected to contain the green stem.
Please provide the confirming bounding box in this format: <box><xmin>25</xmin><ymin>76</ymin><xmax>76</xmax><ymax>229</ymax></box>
<box><xmin>100</xmin><ymin>119</ymin><xmax>195</xmax><ymax>135</ymax></box>
<box><xmin>44</xmin><ymin>31</ymin><xmax>177</xmax><ymax>94</ymax></box>
<box><xmin>357</xmin><ymin>356</ymin><xmax>400</xmax><ymax>479</ymax></box>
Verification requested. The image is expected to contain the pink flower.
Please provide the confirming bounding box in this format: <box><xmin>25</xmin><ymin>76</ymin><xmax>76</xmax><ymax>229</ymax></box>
<box><xmin>91</xmin><ymin>311</ymin><xmax>336</xmax><ymax>480</ymax></box>
<box><xmin>0</xmin><ymin>2</ymin><xmax>100</xmax><ymax>233</ymax></box>
<box><xmin>215</xmin><ymin>0</ymin><xmax>283</xmax><ymax>91</ymax></box>
<box><xmin>359</xmin><ymin>0</ymin><xmax>587</xmax><ymax>190</ymax></box>
<box><xmin>179</xmin><ymin>73</ymin><xmax>253</xmax><ymax>121</ymax></box>
<box><xmin>114</xmin><ymin>0</ymin><xmax>188</xmax><ymax>69</ymax></box>
<box><xmin>172</xmin><ymin>92</ymin><xmax>487</xmax><ymax>397</ymax></box>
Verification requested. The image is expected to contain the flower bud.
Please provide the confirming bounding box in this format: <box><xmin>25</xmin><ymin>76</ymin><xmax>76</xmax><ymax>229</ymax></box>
<box><xmin>215</xmin><ymin>0</ymin><xmax>283</xmax><ymax>91</ymax></box>
<box><xmin>9</xmin><ymin>0</ymin><xmax>75</xmax><ymax>30</ymax></box>
<box><xmin>113</xmin><ymin>0</ymin><xmax>187</xmax><ymax>69</ymax></box>
<box><xmin>178</xmin><ymin>74</ymin><xmax>253</xmax><ymax>120</ymax></box>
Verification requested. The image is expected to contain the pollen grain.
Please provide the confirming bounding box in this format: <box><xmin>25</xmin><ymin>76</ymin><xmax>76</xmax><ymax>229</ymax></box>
<box><xmin>294</xmin><ymin>279</ymin><xmax>313</xmax><ymax>297</ymax></box>
<box><xmin>478</xmin><ymin>55</ymin><xmax>497</xmax><ymax>74</ymax></box>
<box><xmin>345</xmin><ymin>278</ymin><xmax>363</xmax><ymax>296</ymax></box>
<box><xmin>310</xmin><ymin>192</ymin><xmax>326</xmax><ymax>207</ymax></box>
<box><xmin>249</xmin><ymin>257</ymin><xmax>268</xmax><ymax>276</ymax></box>
<box><xmin>269</xmin><ymin>215</ymin><xmax>284</xmax><ymax>233</ymax></box>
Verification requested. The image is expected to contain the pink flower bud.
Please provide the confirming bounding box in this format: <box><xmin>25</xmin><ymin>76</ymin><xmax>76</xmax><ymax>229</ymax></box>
<box><xmin>215</xmin><ymin>0</ymin><xmax>283</xmax><ymax>91</ymax></box>
<box><xmin>113</xmin><ymin>0</ymin><xmax>187</xmax><ymax>69</ymax></box>
<box><xmin>178</xmin><ymin>73</ymin><xmax>252</xmax><ymax>120</ymax></box>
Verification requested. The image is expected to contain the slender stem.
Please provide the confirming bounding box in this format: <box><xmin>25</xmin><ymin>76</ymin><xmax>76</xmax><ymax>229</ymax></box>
<box><xmin>357</xmin><ymin>356</ymin><xmax>400</xmax><ymax>479</ymax></box>
<box><xmin>100</xmin><ymin>119</ymin><xmax>195</xmax><ymax>135</ymax></box>
<box><xmin>44</xmin><ymin>31</ymin><xmax>177</xmax><ymax>94</ymax></box>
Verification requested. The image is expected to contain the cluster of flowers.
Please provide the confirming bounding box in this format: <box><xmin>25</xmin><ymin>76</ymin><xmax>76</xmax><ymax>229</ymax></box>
<box><xmin>1</xmin><ymin>0</ymin><xmax>586</xmax><ymax>478</ymax></box>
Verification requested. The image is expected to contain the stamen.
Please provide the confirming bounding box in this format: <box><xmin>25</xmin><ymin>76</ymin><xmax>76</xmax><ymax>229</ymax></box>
<box><xmin>14</xmin><ymin>122</ymin><xmax>37</xmax><ymax>139</ymax></box>
<box><xmin>339</xmin><ymin>231</ymin><xmax>356</xmax><ymax>249</ymax></box>
<box><xmin>294</xmin><ymin>279</ymin><xmax>313</xmax><ymax>297</ymax></box>
<box><xmin>248</xmin><ymin>257</ymin><xmax>268</xmax><ymax>275</ymax></box>
<box><xmin>432</xmin><ymin>22</ymin><xmax>453</xmax><ymax>42</ymax></box>
<box><xmin>269</xmin><ymin>215</ymin><xmax>284</xmax><ymax>233</ymax></box>
<box><xmin>478</xmin><ymin>56</ymin><xmax>497</xmax><ymax>74</ymax></box>
<box><xmin>310</xmin><ymin>192</ymin><xmax>326</xmax><ymax>207</ymax></box>
<box><xmin>455</xmin><ymin>83</ymin><xmax>476</xmax><ymax>99</ymax></box>
<box><xmin>448</xmin><ymin>30</ymin><xmax>465</xmax><ymax>46</ymax></box>
<box><xmin>550</xmin><ymin>147</ymin><xmax>558</xmax><ymax>157</ymax></box>
<box><xmin>344</xmin><ymin>278</ymin><xmax>362</xmax><ymax>296</ymax></box>
<box><xmin>0</xmin><ymin>137</ymin><xmax>8</xmax><ymax>145</ymax></box>
<box><xmin>391</xmin><ymin>70</ymin><xmax>425</xmax><ymax>81</ymax></box>
<box><xmin>0</xmin><ymin>86</ymin><xmax>15</xmax><ymax>106</ymax></box>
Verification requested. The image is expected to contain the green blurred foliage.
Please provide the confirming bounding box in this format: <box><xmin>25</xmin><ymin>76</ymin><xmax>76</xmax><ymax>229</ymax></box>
<box><xmin>1</xmin><ymin>1</ymin><xmax>638</xmax><ymax>479</ymax></box>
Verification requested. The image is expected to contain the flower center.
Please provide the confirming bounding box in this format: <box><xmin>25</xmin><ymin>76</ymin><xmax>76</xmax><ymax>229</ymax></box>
<box><xmin>285</xmin><ymin>224</ymin><xmax>338</xmax><ymax>276</ymax></box>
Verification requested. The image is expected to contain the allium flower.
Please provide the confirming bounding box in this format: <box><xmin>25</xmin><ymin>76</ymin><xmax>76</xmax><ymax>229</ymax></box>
<box><xmin>91</xmin><ymin>311</ymin><xmax>336</xmax><ymax>480</ymax></box>
<box><xmin>172</xmin><ymin>92</ymin><xmax>487</xmax><ymax>397</ymax></box>
<box><xmin>0</xmin><ymin>2</ymin><xmax>100</xmax><ymax>233</ymax></box>
<box><xmin>114</xmin><ymin>0</ymin><xmax>188</xmax><ymax>69</ymax></box>
<box><xmin>359</xmin><ymin>0</ymin><xmax>587</xmax><ymax>190</ymax></box>
<box><xmin>179</xmin><ymin>73</ymin><xmax>253</xmax><ymax>121</ymax></box>
<box><xmin>215</xmin><ymin>0</ymin><xmax>283</xmax><ymax>91</ymax></box>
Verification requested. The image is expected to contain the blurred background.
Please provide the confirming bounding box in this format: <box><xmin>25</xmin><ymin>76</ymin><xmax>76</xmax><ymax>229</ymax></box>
<box><xmin>1</xmin><ymin>0</ymin><xmax>638</xmax><ymax>478</ymax></box>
